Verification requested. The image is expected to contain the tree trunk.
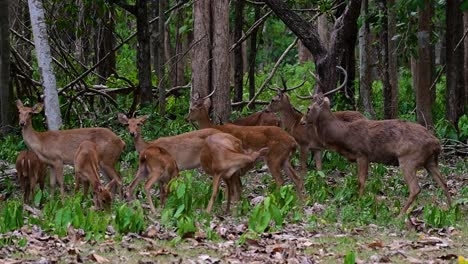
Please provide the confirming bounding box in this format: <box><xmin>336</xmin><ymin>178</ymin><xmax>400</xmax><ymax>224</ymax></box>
<box><xmin>298</xmin><ymin>40</ymin><xmax>312</xmax><ymax>63</ymax></box>
<box><xmin>136</xmin><ymin>0</ymin><xmax>152</xmax><ymax>105</ymax></box>
<box><xmin>158</xmin><ymin>0</ymin><xmax>166</xmax><ymax>115</ymax></box>
<box><xmin>191</xmin><ymin>0</ymin><xmax>211</xmax><ymax>98</ymax></box>
<box><xmin>416</xmin><ymin>0</ymin><xmax>434</xmax><ymax>129</ymax></box>
<box><xmin>173</xmin><ymin>8</ymin><xmax>187</xmax><ymax>87</ymax></box>
<box><xmin>96</xmin><ymin>6</ymin><xmax>116</xmax><ymax>81</ymax></box>
<box><xmin>248</xmin><ymin>5</ymin><xmax>260</xmax><ymax>108</ymax></box>
<box><xmin>464</xmin><ymin>11</ymin><xmax>468</xmax><ymax>108</ymax></box>
<box><xmin>211</xmin><ymin>0</ymin><xmax>230</xmax><ymax>124</ymax></box>
<box><xmin>446</xmin><ymin>1</ymin><xmax>465</xmax><ymax>127</ymax></box>
<box><xmin>317</xmin><ymin>14</ymin><xmax>331</xmax><ymax>51</ymax></box>
<box><xmin>358</xmin><ymin>0</ymin><xmax>376</xmax><ymax>119</ymax></box>
<box><xmin>233</xmin><ymin>0</ymin><xmax>245</xmax><ymax>103</ymax></box>
<box><xmin>378</xmin><ymin>0</ymin><xmax>397</xmax><ymax>119</ymax></box>
<box><xmin>28</xmin><ymin>0</ymin><xmax>62</xmax><ymax>130</ymax></box>
<box><xmin>388</xmin><ymin>0</ymin><xmax>399</xmax><ymax>116</ymax></box>
<box><xmin>0</xmin><ymin>0</ymin><xmax>13</xmax><ymax>135</ymax></box>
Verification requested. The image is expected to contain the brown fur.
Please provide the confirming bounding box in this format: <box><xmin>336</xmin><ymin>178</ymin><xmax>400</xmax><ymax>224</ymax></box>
<box><xmin>201</xmin><ymin>133</ymin><xmax>268</xmax><ymax>213</ymax></box>
<box><xmin>74</xmin><ymin>141</ymin><xmax>112</xmax><ymax>210</ymax></box>
<box><xmin>267</xmin><ymin>91</ymin><xmax>365</xmax><ymax>174</ymax></box>
<box><xmin>127</xmin><ymin>145</ymin><xmax>179</xmax><ymax>213</ymax></box>
<box><xmin>15</xmin><ymin>150</ymin><xmax>47</xmax><ymax>203</ymax></box>
<box><xmin>231</xmin><ymin>110</ymin><xmax>281</xmax><ymax>127</ymax></box>
<box><xmin>17</xmin><ymin>100</ymin><xmax>125</xmax><ymax>197</ymax></box>
<box><xmin>187</xmin><ymin>94</ymin><xmax>304</xmax><ymax>199</ymax></box>
<box><xmin>303</xmin><ymin>95</ymin><xmax>452</xmax><ymax>215</ymax></box>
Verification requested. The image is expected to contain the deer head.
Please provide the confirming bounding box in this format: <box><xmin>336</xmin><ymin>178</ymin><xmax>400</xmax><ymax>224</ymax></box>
<box><xmin>95</xmin><ymin>185</ymin><xmax>112</xmax><ymax>211</ymax></box>
<box><xmin>266</xmin><ymin>77</ymin><xmax>306</xmax><ymax>112</ymax></box>
<box><xmin>16</xmin><ymin>100</ymin><xmax>43</xmax><ymax>128</ymax></box>
<box><xmin>186</xmin><ymin>88</ymin><xmax>216</xmax><ymax>122</ymax></box>
<box><xmin>118</xmin><ymin>113</ymin><xmax>148</xmax><ymax>138</ymax></box>
<box><xmin>301</xmin><ymin>94</ymin><xmax>330</xmax><ymax>125</ymax></box>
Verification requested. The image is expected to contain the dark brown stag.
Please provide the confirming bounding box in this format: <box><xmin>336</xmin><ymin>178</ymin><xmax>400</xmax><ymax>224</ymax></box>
<box><xmin>302</xmin><ymin>94</ymin><xmax>452</xmax><ymax>215</ymax></box>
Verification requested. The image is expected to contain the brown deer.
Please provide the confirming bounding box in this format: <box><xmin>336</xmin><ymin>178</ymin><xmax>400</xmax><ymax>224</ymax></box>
<box><xmin>74</xmin><ymin>141</ymin><xmax>112</xmax><ymax>210</ymax></box>
<box><xmin>15</xmin><ymin>150</ymin><xmax>47</xmax><ymax>203</ymax></box>
<box><xmin>231</xmin><ymin>110</ymin><xmax>281</xmax><ymax>127</ymax></box>
<box><xmin>201</xmin><ymin>133</ymin><xmax>269</xmax><ymax>213</ymax></box>
<box><xmin>128</xmin><ymin>145</ymin><xmax>179</xmax><ymax>213</ymax></box>
<box><xmin>187</xmin><ymin>91</ymin><xmax>304</xmax><ymax>199</ymax></box>
<box><xmin>267</xmin><ymin>87</ymin><xmax>365</xmax><ymax>174</ymax></box>
<box><xmin>302</xmin><ymin>94</ymin><xmax>452</xmax><ymax>216</ymax></box>
<box><xmin>17</xmin><ymin>100</ymin><xmax>125</xmax><ymax>197</ymax></box>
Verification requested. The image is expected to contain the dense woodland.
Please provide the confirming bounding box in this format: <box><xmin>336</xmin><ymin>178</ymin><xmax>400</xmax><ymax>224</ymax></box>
<box><xmin>0</xmin><ymin>0</ymin><xmax>467</xmax><ymax>263</ymax></box>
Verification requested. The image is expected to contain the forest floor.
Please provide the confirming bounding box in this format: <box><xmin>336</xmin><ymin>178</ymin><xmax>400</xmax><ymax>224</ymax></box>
<box><xmin>0</xmin><ymin>155</ymin><xmax>467</xmax><ymax>264</ymax></box>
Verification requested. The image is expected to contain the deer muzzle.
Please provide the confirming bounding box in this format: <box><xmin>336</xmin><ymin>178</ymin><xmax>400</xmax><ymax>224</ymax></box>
<box><xmin>19</xmin><ymin>121</ymin><xmax>25</xmax><ymax>127</ymax></box>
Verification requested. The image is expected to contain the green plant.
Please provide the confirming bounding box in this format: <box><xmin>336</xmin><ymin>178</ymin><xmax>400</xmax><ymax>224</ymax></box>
<box><xmin>305</xmin><ymin>170</ymin><xmax>330</xmax><ymax>203</ymax></box>
<box><xmin>423</xmin><ymin>204</ymin><xmax>461</xmax><ymax>228</ymax></box>
<box><xmin>344</xmin><ymin>251</ymin><xmax>356</xmax><ymax>264</ymax></box>
<box><xmin>458</xmin><ymin>114</ymin><xmax>468</xmax><ymax>141</ymax></box>
<box><xmin>114</xmin><ymin>200</ymin><xmax>146</xmax><ymax>234</ymax></box>
<box><xmin>0</xmin><ymin>201</ymin><xmax>24</xmax><ymax>233</ymax></box>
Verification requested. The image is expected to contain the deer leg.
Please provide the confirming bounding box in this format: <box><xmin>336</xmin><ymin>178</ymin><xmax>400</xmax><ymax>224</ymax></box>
<box><xmin>206</xmin><ymin>173</ymin><xmax>222</xmax><ymax>213</ymax></box>
<box><xmin>356</xmin><ymin>157</ymin><xmax>369</xmax><ymax>196</ymax></box>
<box><xmin>399</xmin><ymin>162</ymin><xmax>420</xmax><ymax>216</ymax></box>
<box><xmin>29</xmin><ymin>170</ymin><xmax>37</xmax><ymax>204</ymax></box>
<box><xmin>266</xmin><ymin>156</ymin><xmax>285</xmax><ymax>189</ymax></box>
<box><xmin>100</xmin><ymin>163</ymin><xmax>123</xmax><ymax>197</ymax></box>
<box><xmin>51</xmin><ymin>161</ymin><xmax>65</xmax><ymax>199</ymax></box>
<box><xmin>126</xmin><ymin>170</ymin><xmax>145</xmax><ymax>202</ymax></box>
<box><xmin>425</xmin><ymin>161</ymin><xmax>452</xmax><ymax>207</ymax></box>
<box><xmin>313</xmin><ymin>150</ymin><xmax>322</xmax><ymax>171</ymax></box>
<box><xmin>74</xmin><ymin>172</ymin><xmax>81</xmax><ymax>194</ymax></box>
<box><xmin>224</xmin><ymin>178</ymin><xmax>232</xmax><ymax>214</ymax></box>
<box><xmin>283</xmin><ymin>159</ymin><xmax>304</xmax><ymax>201</ymax></box>
<box><xmin>144</xmin><ymin>171</ymin><xmax>161</xmax><ymax>214</ymax></box>
<box><xmin>83</xmin><ymin>179</ymin><xmax>90</xmax><ymax>198</ymax></box>
<box><xmin>159</xmin><ymin>181</ymin><xmax>168</xmax><ymax>207</ymax></box>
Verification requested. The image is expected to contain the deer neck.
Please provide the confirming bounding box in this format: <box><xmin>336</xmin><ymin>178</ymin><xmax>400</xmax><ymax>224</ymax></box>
<box><xmin>21</xmin><ymin>121</ymin><xmax>43</xmax><ymax>152</ymax></box>
<box><xmin>316</xmin><ymin>109</ymin><xmax>345</xmax><ymax>144</ymax></box>
<box><xmin>134</xmin><ymin>133</ymin><xmax>149</xmax><ymax>153</ymax></box>
<box><xmin>196</xmin><ymin>109</ymin><xmax>213</xmax><ymax>129</ymax></box>
<box><xmin>280</xmin><ymin>103</ymin><xmax>302</xmax><ymax>131</ymax></box>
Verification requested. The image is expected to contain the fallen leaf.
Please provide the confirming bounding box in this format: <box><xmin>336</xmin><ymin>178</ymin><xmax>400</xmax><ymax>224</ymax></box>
<box><xmin>366</xmin><ymin>241</ymin><xmax>384</xmax><ymax>249</ymax></box>
<box><xmin>89</xmin><ymin>253</ymin><xmax>110</xmax><ymax>263</ymax></box>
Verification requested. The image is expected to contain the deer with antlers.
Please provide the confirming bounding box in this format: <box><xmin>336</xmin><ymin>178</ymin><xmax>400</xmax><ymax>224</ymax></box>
<box><xmin>267</xmin><ymin>69</ymin><xmax>365</xmax><ymax>174</ymax></box>
<box><xmin>301</xmin><ymin>93</ymin><xmax>452</xmax><ymax>216</ymax></box>
<box><xmin>187</xmin><ymin>89</ymin><xmax>304</xmax><ymax>199</ymax></box>
<box><xmin>231</xmin><ymin>110</ymin><xmax>281</xmax><ymax>127</ymax></box>
<box><xmin>16</xmin><ymin>100</ymin><xmax>125</xmax><ymax>198</ymax></box>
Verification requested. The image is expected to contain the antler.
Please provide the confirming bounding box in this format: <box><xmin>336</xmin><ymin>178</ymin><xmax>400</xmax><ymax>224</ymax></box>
<box><xmin>296</xmin><ymin>66</ymin><xmax>348</xmax><ymax>100</ymax></box>
<box><xmin>268</xmin><ymin>76</ymin><xmax>307</xmax><ymax>94</ymax></box>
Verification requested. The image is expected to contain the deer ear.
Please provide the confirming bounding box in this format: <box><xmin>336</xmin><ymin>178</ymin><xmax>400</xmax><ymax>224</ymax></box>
<box><xmin>16</xmin><ymin>100</ymin><xmax>24</xmax><ymax>109</ymax></box>
<box><xmin>203</xmin><ymin>98</ymin><xmax>211</xmax><ymax>110</ymax></box>
<box><xmin>118</xmin><ymin>113</ymin><xmax>129</xmax><ymax>124</ymax></box>
<box><xmin>32</xmin><ymin>103</ymin><xmax>43</xmax><ymax>113</ymax></box>
<box><xmin>140</xmin><ymin>115</ymin><xmax>149</xmax><ymax>123</ymax></box>
<box><xmin>323</xmin><ymin>97</ymin><xmax>330</xmax><ymax>108</ymax></box>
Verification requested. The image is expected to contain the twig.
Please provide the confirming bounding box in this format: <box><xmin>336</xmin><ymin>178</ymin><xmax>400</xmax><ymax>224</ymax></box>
<box><xmin>246</xmin><ymin>38</ymin><xmax>298</xmax><ymax>108</ymax></box>
<box><xmin>230</xmin><ymin>10</ymin><xmax>273</xmax><ymax>52</ymax></box>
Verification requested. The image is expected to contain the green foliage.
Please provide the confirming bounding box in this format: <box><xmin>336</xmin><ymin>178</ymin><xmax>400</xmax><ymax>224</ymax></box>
<box><xmin>423</xmin><ymin>205</ymin><xmax>461</xmax><ymax>228</ymax></box>
<box><xmin>0</xmin><ymin>201</ymin><xmax>24</xmax><ymax>233</ymax></box>
<box><xmin>114</xmin><ymin>200</ymin><xmax>146</xmax><ymax>234</ymax></box>
<box><xmin>248</xmin><ymin>185</ymin><xmax>298</xmax><ymax>233</ymax></box>
<box><xmin>0</xmin><ymin>135</ymin><xmax>25</xmax><ymax>163</ymax></box>
<box><xmin>458</xmin><ymin>115</ymin><xmax>468</xmax><ymax>141</ymax></box>
<box><xmin>305</xmin><ymin>170</ymin><xmax>331</xmax><ymax>203</ymax></box>
<box><xmin>344</xmin><ymin>251</ymin><xmax>356</xmax><ymax>264</ymax></box>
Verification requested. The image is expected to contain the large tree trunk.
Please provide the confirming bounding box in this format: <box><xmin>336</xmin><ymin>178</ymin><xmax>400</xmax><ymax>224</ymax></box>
<box><xmin>388</xmin><ymin>0</ymin><xmax>399</xmax><ymax>116</ymax></box>
<box><xmin>157</xmin><ymin>0</ymin><xmax>166</xmax><ymax>115</ymax></box>
<box><xmin>233</xmin><ymin>0</ymin><xmax>244</xmax><ymax>103</ymax></box>
<box><xmin>248</xmin><ymin>5</ymin><xmax>261</xmax><ymax>108</ymax></box>
<box><xmin>0</xmin><ymin>0</ymin><xmax>13</xmax><ymax>135</ymax></box>
<box><xmin>211</xmin><ymin>0</ymin><xmax>230</xmax><ymax>124</ymax></box>
<box><xmin>446</xmin><ymin>1</ymin><xmax>465</xmax><ymax>127</ymax></box>
<box><xmin>358</xmin><ymin>0</ymin><xmax>376</xmax><ymax>119</ymax></box>
<box><xmin>378</xmin><ymin>0</ymin><xmax>397</xmax><ymax>119</ymax></box>
<box><xmin>264</xmin><ymin>0</ymin><xmax>361</xmax><ymax>96</ymax></box>
<box><xmin>464</xmin><ymin>11</ymin><xmax>468</xmax><ymax>108</ymax></box>
<box><xmin>191</xmin><ymin>0</ymin><xmax>211</xmax><ymax>97</ymax></box>
<box><xmin>28</xmin><ymin>0</ymin><xmax>62</xmax><ymax>130</ymax></box>
<box><xmin>415</xmin><ymin>0</ymin><xmax>434</xmax><ymax>129</ymax></box>
<box><xmin>317</xmin><ymin>14</ymin><xmax>331</xmax><ymax>51</ymax></box>
<box><xmin>136</xmin><ymin>0</ymin><xmax>153</xmax><ymax>105</ymax></box>
<box><xmin>173</xmin><ymin>8</ymin><xmax>187</xmax><ymax>87</ymax></box>
<box><xmin>298</xmin><ymin>40</ymin><xmax>312</xmax><ymax>63</ymax></box>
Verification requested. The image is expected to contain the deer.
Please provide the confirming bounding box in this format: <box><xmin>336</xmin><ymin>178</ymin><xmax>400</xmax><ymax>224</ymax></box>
<box><xmin>117</xmin><ymin>114</ymin><xmax>246</xmax><ymax>202</ymax></box>
<box><xmin>74</xmin><ymin>141</ymin><xmax>112</xmax><ymax>210</ymax></box>
<box><xmin>267</xmin><ymin>72</ymin><xmax>365</xmax><ymax>174</ymax></box>
<box><xmin>301</xmin><ymin>94</ymin><xmax>452</xmax><ymax>216</ymax></box>
<box><xmin>231</xmin><ymin>110</ymin><xmax>281</xmax><ymax>127</ymax></box>
<box><xmin>201</xmin><ymin>133</ymin><xmax>269</xmax><ymax>213</ymax></box>
<box><xmin>15</xmin><ymin>150</ymin><xmax>47</xmax><ymax>203</ymax></box>
<box><xmin>187</xmin><ymin>89</ymin><xmax>304</xmax><ymax>200</ymax></box>
<box><xmin>128</xmin><ymin>145</ymin><xmax>179</xmax><ymax>213</ymax></box>
<box><xmin>16</xmin><ymin>100</ymin><xmax>125</xmax><ymax>198</ymax></box>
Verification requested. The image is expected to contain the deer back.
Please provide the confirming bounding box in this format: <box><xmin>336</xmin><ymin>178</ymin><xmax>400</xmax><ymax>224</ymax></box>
<box><xmin>15</xmin><ymin>150</ymin><xmax>47</xmax><ymax>190</ymax></box>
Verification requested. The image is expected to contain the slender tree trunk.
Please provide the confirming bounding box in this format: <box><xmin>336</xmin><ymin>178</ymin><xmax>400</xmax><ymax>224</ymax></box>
<box><xmin>158</xmin><ymin>0</ymin><xmax>166</xmax><ymax>115</ymax></box>
<box><xmin>233</xmin><ymin>0</ymin><xmax>244</xmax><ymax>103</ymax></box>
<box><xmin>174</xmin><ymin>8</ymin><xmax>186</xmax><ymax>87</ymax></box>
<box><xmin>416</xmin><ymin>0</ymin><xmax>434</xmax><ymax>129</ymax></box>
<box><xmin>446</xmin><ymin>1</ymin><xmax>465</xmax><ymax>127</ymax></box>
<box><xmin>358</xmin><ymin>0</ymin><xmax>376</xmax><ymax>119</ymax></box>
<box><xmin>464</xmin><ymin>11</ymin><xmax>468</xmax><ymax>108</ymax></box>
<box><xmin>248</xmin><ymin>5</ymin><xmax>260</xmax><ymax>108</ymax></box>
<box><xmin>211</xmin><ymin>0</ymin><xmax>230</xmax><ymax>124</ymax></box>
<box><xmin>378</xmin><ymin>0</ymin><xmax>397</xmax><ymax>119</ymax></box>
<box><xmin>136</xmin><ymin>0</ymin><xmax>152</xmax><ymax>105</ymax></box>
<box><xmin>28</xmin><ymin>0</ymin><xmax>62</xmax><ymax>130</ymax></box>
<box><xmin>0</xmin><ymin>0</ymin><xmax>13</xmax><ymax>135</ymax></box>
<box><xmin>388</xmin><ymin>0</ymin><xmax>398</xmax><ymax>115</ymax></box>
<box><xmin>191</xmin><ymin>0</ymin><xmax>211</xmax><ymax>97</ymax></box>
<box><xmin>96</xmin><ymin>6</ymin><xmax>116</xmax><ymax>81</ymax></box>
